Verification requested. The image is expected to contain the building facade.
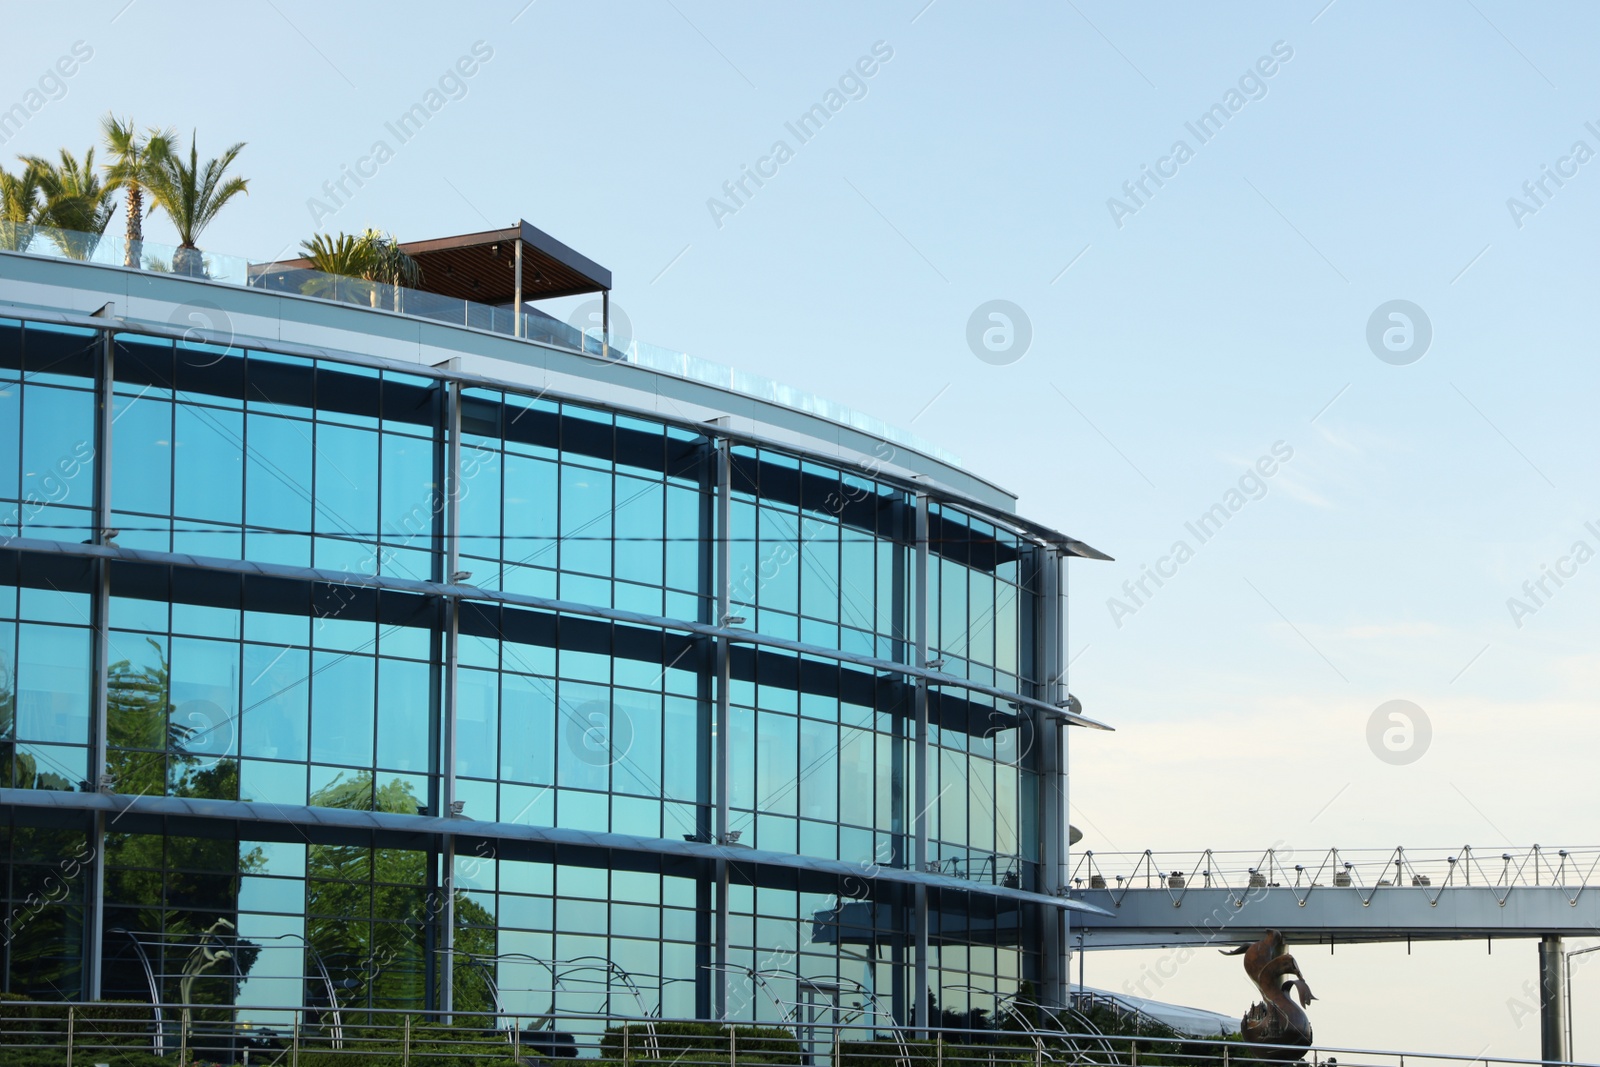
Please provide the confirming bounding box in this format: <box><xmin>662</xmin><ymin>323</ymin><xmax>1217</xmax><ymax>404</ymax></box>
<box><xmin>0</xmin><ymin>246</ymin><xmax>1105</xmax><ymax>1035</ymax></box>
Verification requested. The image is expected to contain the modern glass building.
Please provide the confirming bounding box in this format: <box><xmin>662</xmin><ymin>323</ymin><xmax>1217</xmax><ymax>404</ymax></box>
<box><xmin>0</xmin><ymin>225</ymin><xmax>1109</xmax><ymax>1036</ymax></box>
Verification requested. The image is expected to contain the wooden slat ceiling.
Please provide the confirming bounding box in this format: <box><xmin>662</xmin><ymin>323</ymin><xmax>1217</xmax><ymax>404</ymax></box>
<box><xmin>402</xmin><ymin>238</ymin><xmax>602</xmax><ymax>304</ymax></box>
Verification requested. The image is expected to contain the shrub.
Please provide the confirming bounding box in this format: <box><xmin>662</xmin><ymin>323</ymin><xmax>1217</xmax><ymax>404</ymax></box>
<box><xmin>0</xmin><ymin>999</ymin><xmax>159</xmax><ymax>1048</ymax></box>
<box><xmin>838</xmin><ymin>1038</ymin><xmax>1034</xmax><ymax>1067</ymax></box>
<box><xmin>601</xmin><ymin>1020</ymin><xmax>802</xmax><ymax>1064</ymax></box>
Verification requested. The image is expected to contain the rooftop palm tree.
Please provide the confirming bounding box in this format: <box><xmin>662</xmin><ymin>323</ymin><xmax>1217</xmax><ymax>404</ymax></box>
<box><xmin>299</xmin><ymin>231</ymin><xmax>373</xmax><ymax>304</ymax></box>
<box><xmin>356</xmin><ymin>228</ymin><xmax>421</xmax><ymax>311</ymax></box>
<box><xmin>0</xmin><ymin>163</ymin><xmax>41</xmax><ymax>252</ymax></box>
<box><xmin>357</xmin><ymin>229</ymin><xmax>421</xmax><ymax>289</ymax></box>
<box><xmin>299</xmin><ymin>229</ymin><xmax>420</xmax><ymax>309</ymax></box>
<box><xmin>100</xmin><ymin>115</ymin><xmax>174</xmax><ymax>268</ymax></box>
<box><xmin>22</xmin><ymin>146</ymin><xmax>116</xmax><ymax>259</ymax></box>
<box><xmin>141</xmin><ymin>130</ymin><xmax>247</xmax><ymax>277</ymax></box>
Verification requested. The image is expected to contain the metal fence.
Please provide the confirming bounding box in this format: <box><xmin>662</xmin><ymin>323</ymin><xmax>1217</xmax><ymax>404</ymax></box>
<box><xmin>0</xmin><ymin>1001</ymin><xmax>1593</xmax><ymax>1067</ymax></box>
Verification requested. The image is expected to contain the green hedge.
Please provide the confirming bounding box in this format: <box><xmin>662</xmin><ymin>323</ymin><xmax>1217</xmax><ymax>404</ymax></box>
<box><xmin>286</xmin><ymin>1018</ymin><xmax>523</xmax><ymax>1066</ymax></box>
<box><xmin>838</xmin><ymin>1037</ymin><xmax>1036</xmax><ymax>1067</ymax></box>
<box><xmin>601</xmin><ymin>1020</ymin><xmax>803</xmax><ymax>1064</ymax></box>
<box><xmin>0</xmin><ymin>1051</ymin><xmax>169</xmax><ymax>1067</ymax></box>
<box><xmin>0</xmin><ymin>998</ymin><xmax>159</xmax><ymax>1047</ymax></box>
<box><xmin>293</xmin><ymin>1051</ymin><xmax>524</xmax><ymax>1067</ymax></box>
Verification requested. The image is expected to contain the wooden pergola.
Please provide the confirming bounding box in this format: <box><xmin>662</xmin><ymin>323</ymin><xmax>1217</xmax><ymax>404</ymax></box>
<box><xmin>255</xmin><ymin>220</ymin><xmax>614</xmax><ymax>349</ymax></box>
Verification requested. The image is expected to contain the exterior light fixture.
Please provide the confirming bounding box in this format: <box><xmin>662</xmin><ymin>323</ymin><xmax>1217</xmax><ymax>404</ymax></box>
<box><xmin>449</xmin><ymin>570</ymin><xmax>472</xmax><ymax>584</ymax></box>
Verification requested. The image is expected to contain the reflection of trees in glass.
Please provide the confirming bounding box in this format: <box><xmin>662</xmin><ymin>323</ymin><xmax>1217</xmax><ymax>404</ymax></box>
<box><xmin>101</xmin><ymin>640</ymin><xmax>262</xmax><ymax>1007</ymax></box>
<box><xmin>0</xmin><ymin>649</ymin><xmax>70</xmax><ymax>791</ymax></box>
<box><xmin>102</xmin><ymin>823</ymin><xmax>264</xmax><ymax>1007</ymax></box>
<box><xmin>106</xmin><ymin>638</ymin><xmax>238</xmax><ymax>801</ymax></box>
<box><xmin>2</xmin><ymin>825</ymin><xmax>90</xmax><ymax>997</ymax></box>
<box><xmin>106</xmin><ymin>637</ymin><xmax>172</xmax><ymax>796</ymax></box>
<box><xmin>306</xmin><ymin>771</ymin><xmax>494</xmax><ymax>1015</ymax></box>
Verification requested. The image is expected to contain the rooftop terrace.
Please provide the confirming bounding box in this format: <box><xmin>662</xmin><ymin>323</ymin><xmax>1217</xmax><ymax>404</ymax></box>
<box><xmin>1</xmin><ymin>220</ymin><xmax>964</xmax><ymax>468</ymax></box>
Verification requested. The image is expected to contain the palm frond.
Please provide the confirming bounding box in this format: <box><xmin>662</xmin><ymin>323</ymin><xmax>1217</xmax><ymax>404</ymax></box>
<box><xmin>24</xmin><ymin>146</ymin><xmax>117</xmax><ymax>252</ymax></box>
<box><xmin>0</xmin><ymin>163</ymin><xmax>42</xmax><ymax>251</ymax></box>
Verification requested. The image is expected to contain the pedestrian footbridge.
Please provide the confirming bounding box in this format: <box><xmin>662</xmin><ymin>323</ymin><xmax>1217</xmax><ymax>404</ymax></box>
<box><xmin>1064</xmin><ymin>845</ymin><xmax>1599</xmax><ymax>1061</ymax></box>
<box><xmin>1067</xmin><ymin>845</ymin><xmax>1600</xmax><ymax>946</ymax></box>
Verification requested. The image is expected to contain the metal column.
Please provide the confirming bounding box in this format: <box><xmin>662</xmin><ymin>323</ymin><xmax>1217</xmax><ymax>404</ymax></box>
<box><xmin>912</xmin><ymin>492</ymin><xmax>930</xmax><ymax>1034</ymax></box>
<box><xmin>602</xmin><ymin>290</ymin><xmax>611</xmax><ymax>361</ymax></box>
<box><xmin>512</xmin><ymin>240</ymin><xmax>523</xmax><ymax>338</ymax></box>
<box><xmin>1036</xmin><ymin>547</ymin><xmax>1068</xmax><ymax>1009</ymax></box>
<box><xmin>83</xmin><ymin>322</ymin><xmax>116</xmax><ymax>1001</ymax></box>
<box><xmin>693</xmin><ymin>434</ymin><xmax>718</xmax><ymax>1021</ymax></box>
<box><xmin>438</xmin><ymin>381</ymin><xmax>464</xmax><ymax>1015</ymax></box>
<box><xmin>888</xmin><ymin>499</ymin><xmax>910</xmax><ymax>1027</ymax></box>
<box><xmin>713</xmin><ymin>437</ymin><xmax>732</xmax><ymax>1019</ymax></box>
<box><xmin>1540</xmin><ymin>935</ymin><xmax>1567</xmax><ymax>1063</ymax></box>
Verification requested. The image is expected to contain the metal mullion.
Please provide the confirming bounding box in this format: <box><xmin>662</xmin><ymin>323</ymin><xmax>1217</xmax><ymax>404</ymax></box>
<box><xmin>1036</xmin><ymin>547</ymin><xmax>1067</xmax><ymax>1009</ymax></box>
<box><xmin>713</xmin><ymin>436</ymin><xmax>731</xmax><ymax>1019</ymax></box>
<box><xmin>83</xmin><ymin>324</ymin><xmax>115</xmax><ymax>1001</ymax></box>
<box><xmin>439</xmin><ymin>380</ymin><xmax>463</xmax><ymax>1015</ymax></box>
<box><xmin>912</xmin><ymin>491</ymin><xmax>930</xmax><ymax>1035</ymax></box>
<box><xmin>693</xmin><ymin>435</ymin><xmax>716</xmax><ymax>1020</ymax></box>
<box><xmin>888</xmin><ymin>497</ymin><xmax>909</xmax><ymax>1027</ymax></box>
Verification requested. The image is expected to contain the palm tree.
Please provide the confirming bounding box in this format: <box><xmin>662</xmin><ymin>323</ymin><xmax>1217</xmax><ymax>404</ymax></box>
<box><xmin>299</xmin><ymin>231</ymin><xmax>374</xmax><ymax>303</ymax></box>
<box><xmin>141</xmin><ymin>130</ymin><xmax>247</xmax><ymax>277</ymax></box>
<box><xmin>357</xmin><ymin>229</ymin><xmax>421</xmax><ymax>290</ymax></box>
<box><xmin>0</xmin><ymin>162</ymin><xmax>41</xmax><ymax>252</ymax></box>
<box><xmin>299</xmin><ymin>229</ymin><xmax>420</xmax><ymax>309</ymax></box>
<box><xmin>22</xmin><ymin>146</ymin><xmax>116</xmax><ymax>259</ymax></box>
<box><xmin>100</xmin><ymin>115</ymin><xmax>174</xmax><ymax>268</ymax></box>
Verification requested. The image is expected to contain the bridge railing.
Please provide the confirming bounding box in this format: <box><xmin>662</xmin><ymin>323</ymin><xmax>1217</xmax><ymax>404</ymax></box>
<box><xmin>0</xmin><ymin>999</ymin><xmax>1593</xmax><ymax>1067</ymax></box>
<box><xmin>1068</xmin><ymin>846</ymin><xmax>1600</xmax><ymax>908</ymax></box>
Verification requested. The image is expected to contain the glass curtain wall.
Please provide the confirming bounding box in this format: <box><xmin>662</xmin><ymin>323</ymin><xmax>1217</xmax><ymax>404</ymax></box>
<box><xmin>0</xmin><ymin>314</ymin><xmax>1050</xmax><ymax>1026</ymax></box>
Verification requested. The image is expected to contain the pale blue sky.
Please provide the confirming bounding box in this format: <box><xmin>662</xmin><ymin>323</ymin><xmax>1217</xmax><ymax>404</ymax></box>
<box><xmin>6</xmin><ymin>0</ymin><xmax>1600</xmax><ymax>1055</ymax></box>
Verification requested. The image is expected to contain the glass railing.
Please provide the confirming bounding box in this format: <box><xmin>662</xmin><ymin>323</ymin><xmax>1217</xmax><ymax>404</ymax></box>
<box><xmin>0</xmin><ymin>223</ymin><xmax>250</xmax><ymax>284</ymax></box>
<box><xmin>1</xmin><ymin>224</ymin><xmax>963</xmax><ymax>467</ymax></box>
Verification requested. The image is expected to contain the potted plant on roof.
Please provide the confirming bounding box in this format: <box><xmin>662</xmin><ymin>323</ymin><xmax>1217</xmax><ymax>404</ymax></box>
<box><xmin>141</xmin><ymin>129</ymin><xmax>248</xmax><ymax>277</ymax></box>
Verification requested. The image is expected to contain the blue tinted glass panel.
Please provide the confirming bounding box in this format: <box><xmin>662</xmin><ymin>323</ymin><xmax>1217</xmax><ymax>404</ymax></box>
<box><xmin>15</xmin><ymin>623</ymin><xmax>90</xmax><ymax>744</ymax></box>
<box><xmin>309</xmin><ymin>652</ymin><xmax>374</xmax><ymax>766</ymax></box>
<box><xmin>174</xmin><ymin>405</ymin><xmax>243</xmax><ymax>523</ymax></box>
<box><xmin>376</xmin><ymin>657</ymin><xmax>430</xmax><ymax>772</ymax></box>
<box><xmin>242</xmin><ymin>643</ymin><xmax>309</xmax><ymax>763</ymax></box>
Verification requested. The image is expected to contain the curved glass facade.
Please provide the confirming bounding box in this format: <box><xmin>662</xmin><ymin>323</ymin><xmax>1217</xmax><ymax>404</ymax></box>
<box><xmin>0</xmin><ymin>299</ymin><xmax>1082</xmax><ymax>1035</ymax></box>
